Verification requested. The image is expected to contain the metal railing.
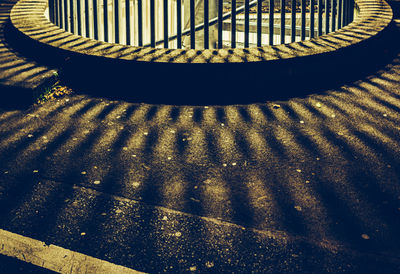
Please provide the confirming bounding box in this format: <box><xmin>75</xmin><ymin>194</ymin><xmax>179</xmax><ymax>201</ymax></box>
<box><xmin>47</xmin><ymin>0</ymin><xmax>355</xmax><ymax>49</ymax></box>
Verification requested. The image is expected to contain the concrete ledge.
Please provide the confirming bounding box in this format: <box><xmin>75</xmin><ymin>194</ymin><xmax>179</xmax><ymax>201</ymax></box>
<box><xmin>10</xmin><ymin>0</ymin><xmax>393</xmax><ymax>64</ymax></box>
<box><xmin>0</xmin><ymin>0</ymin><xmax>56</xmax><ymax>107</ymax></box>
<box><xmin>8</xmin><ymin>0</ymin><xmax>394</xmax><ymax>104</ymax></box>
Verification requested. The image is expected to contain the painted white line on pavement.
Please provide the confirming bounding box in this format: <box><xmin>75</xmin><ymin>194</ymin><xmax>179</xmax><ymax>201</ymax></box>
<box><xmin>0</xmin><ymin>228</ymin><xmax>145</xmax><ymax>273</ymax></box>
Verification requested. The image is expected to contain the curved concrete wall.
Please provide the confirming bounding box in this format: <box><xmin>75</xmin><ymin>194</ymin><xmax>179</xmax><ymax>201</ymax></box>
<box><xmin>8</xmin><ymin>0</ymin><xmax>394</xmax><ymax>105</ymax></box>
<box><xmin>10</xmin><ymin>0</ymin><xmax>392</xmax><ymax>64</ymax></box>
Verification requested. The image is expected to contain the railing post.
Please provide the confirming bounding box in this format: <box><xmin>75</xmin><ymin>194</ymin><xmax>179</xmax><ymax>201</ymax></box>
<box><xmin>69</xmin><ymin>0</ymin><xmax>74</xmax><ymax>33</ymax></box>
<box><xmin>115</xmin><ymin>0</ymin><xmax>119</xmax><ymax>43</ymax></box>
<box><xmin>338</xmin><ymin>0</ymin><xmax>342</xmax><ymax>28</ymax></box>
<box><xmin>310</xmin><ymin>0</ymin><xmax>315</xmax><ymax>38</ymax></box>
<box><xmin>291</xmin><ymin>0</ymin><xmax>296</xmax><ymax>43</ymax></box>
<box><xmin>164</xmin><ymin>0</ymin><xmax>169</xmax><ymax>48</ymax></box>
<box><xmin>77</xmin><ymin>0</ymin><xmax>82</xmax><ymax>35</ymax></box>
<box><xmin>64</xmin><ymin>0</ymin><xmax>68</xmax><ymax>31</ymax></box>
<box><xmin>177</xmin><ymin>0</ymin><xmax>182</xmax><ymax>48</ymax></box>
<box><xmin>104</xmin><ymin>0</ymin><xmax>108</xmax><ymax>42</ymax></box>
<box><xmin>318</xmin><ymin>0</ymin><xmax>322</xmax><ymax>36</ymax></box>
<box><xmin>204</xmin><ymin>0</ymin><xmax>209</xmax><ymax>49</ymax></box>
<box><xmin>54</xmin><ymin>0</ymin><xmax>59</xmax><ymax>26</ymax></box>
<box><xmin>126</xmin><ymin>0</ymin><xmax>131</xmax><ymax>45</ymax></box>
<box><xmin>244</xmin><ymin>0</ymin><xmax>249</xmax><ymax>47</ymax></box>
<box><xmin>331</xmin><ymin>0</ymin><xmax>336</xmax><ymax>31</ymax></box>
<box><xmin>49</xmin><ymin>0</ymin><xmax>55</xmax><ymax>23</ymax></box>
<box><xmin>218</xmin><ymin>0</ymin><xmax>222</xmax><ymax>48</ymax></box>
<box><xmin>281</xmin><ymin>0</ymin><xmax>285</xmax><ymax>44</ymax></box>
<box><xmin>325</xmin><ymin>0</ymin><xmax>329</xmax><ymax>33</ymax></box>
<box><xmin>257</xmin><ymin>0</ymin><xmax>262</xmax><ymax>46</ymax></box>
<box><xmin>301</xmin><ymin>0</ymin><xmax>306</xmax><ymax>40</ymax></box>
<box><xmin>232</xmin><ymin>0</ymin><xmax>236</xmax><ymax>48</ymax></box>
<box><xmin>349</xmin><ymin>0</ymin><xmax>354</xmax><ymax>23</ymax></box>
<box><xmin>138</xmin><ymin>0</ymin><xmax>143</xmax><ymax>46</ymax></box>
<box><xmin>93</xmin><ymin>0</ymin><xmax>98</xmax><ymax>39</ymax></box>
<box><xmin>59</xmin><ymin>0</ymin><xmax>64</xmax><ymax>28</ymax></box>
<box><xmin>269</xmin><ymin>0</ymin><xmax>274</xmax><ymax>45</ymax></box>
<box><xmin>85</xmin><ymin>0</ymin><xmax>89</xmax><ymax>37</ymax></box>
<box><xmin>190</xmin><ymin>0</ymin><xmax>195</xmax><ymax>48</ymax></box>
<box><xmin>150</xmin><ymin>0</ymin><xmax>155</xmax><ymax>47</ymax></box>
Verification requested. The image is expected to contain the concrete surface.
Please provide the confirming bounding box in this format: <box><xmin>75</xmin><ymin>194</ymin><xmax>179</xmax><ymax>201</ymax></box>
<box><xmin>0</xmin><ymin>0</ymin><xmax>57</xmax><ymax>108</ymax></box>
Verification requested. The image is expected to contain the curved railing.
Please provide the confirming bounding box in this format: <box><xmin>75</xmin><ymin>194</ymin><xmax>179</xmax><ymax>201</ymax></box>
<box><xmin>47</xmin><ymin>0</ymin><xmax>355</xmax><ymax>49</ymax></box>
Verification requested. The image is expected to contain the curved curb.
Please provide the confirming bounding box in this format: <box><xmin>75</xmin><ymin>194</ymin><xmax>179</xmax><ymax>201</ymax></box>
<box><xmin>10</xmin><ymin>0</ymin><xmax>393</xmax><ymax>64</ymax></box>
<box><xmin>0</xmin><ymin>0</ymin><xmax>58</xmax><ymax>109</ymax></box>
<box><xmin>7</xmin><ymin>0</ymin><xmax>394</xmax><ymax>105</ymax></box>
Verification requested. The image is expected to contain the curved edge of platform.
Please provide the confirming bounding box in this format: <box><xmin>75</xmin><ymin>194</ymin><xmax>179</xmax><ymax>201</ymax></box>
<box><xmin>10</xmin><ymin>0</ymin><xmax>393</xmax><ymax>65</ymax></box>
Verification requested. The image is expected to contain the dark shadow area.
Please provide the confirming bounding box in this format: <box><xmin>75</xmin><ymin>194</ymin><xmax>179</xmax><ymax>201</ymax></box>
<box><xmin>0</xmin><ymin>85</ymin><xmax>34</xmax><ymax>110</ymax></box>
<box><xmin>0</xmin><ymin>254</ymin><xmax>57</xmax><ymax>273</ymax></box>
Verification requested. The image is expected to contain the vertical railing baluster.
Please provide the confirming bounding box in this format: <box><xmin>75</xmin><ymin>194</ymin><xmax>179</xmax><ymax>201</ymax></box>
<box><xmin>257</xmin><ymin>0</ymin><xmax>262</xmax><ymax>46</ymax></box>
<box><xmin>310</xmin><ymin>0</ymin><xmax>315</xmax><ymax>38</ymax></box>
<box><xmin>301</xmin><ymin>0</ymin><xmax>305</xmax><ymax>40</ymax></box>
<box><xmin>104</xmin><ymin>0</ymin><xmax>108</xmax><ymax>41</ymax></box>
<box><xmin>349</xmin><ymin>0</ymin><xmax>354</xmax><ymax>23</ymax></box>
<box><xmin>164</xmin><ymin>0</ymin><xmax>169</xmax><ymax>48</ymax></box>
<box><xmin>325</xmin><ymin>0</ymin><xmax>329</xmax><ymax>34</ymax></box>
<box><xmin>204</xmin><ymin>0</ymin><xmax>209</xmax><ymax>49</ymax></box>
<box><xmin>218</xmin><ymin>0</ymin><xmax>223</xmax><ymax>48</ymax></box>
<box><xmin>85</xmin><ymin>0</ymin><xmax>89</xmax><ymax>37</ymax></box>
<box><xmin>331</xmin><ymin>0</ymin><xmax>335</xmax><ymax>31</ymax></box>
<box><xmin>341</xmin><ymin>0</ymin><xmax>345</xmax><ymax>26</ymax></box>
<box><xmin>54</xmin><ymin>0</ymin><xmax>58</xmax><ymax>23</ymax></box>
<box><xmin>138</xmin><ymin>0</ymin><xmax>143</xmax><ymax>46</ymax></box>
<box><xmin>55</xmin><ymin>0</ymin><xmax>59</xmax><ymax>26</ymax></box>
<box><xmin>342</xmin><ymin>0</ymin><xmax>346</xmax><ymax>25</ymax></box>
<box><xmin>190</xmin><ymin>0</ymin><xmax>195</xmax><ymax>48</ymax></box>
<box><xmin>318</xmin><ymin>0</ymin><xmax>322</xmax><ymax>36</ymax></box>
<box><xmin>77</xmin><ymin>0</ymin><xmax>82</xmax><ymax>35</ymax></box>
<box><xmin>53</xmin><ymin>0</ymin><xmax>58</xmax><ymax>25</ymax></box>
<box><xmin>269</xmin><ymin>0</ymin><xmax>274</xmax><ymax>45</ymax></box>
<box><xmin>64</xmin><ymin>0</ymin><xmax>68</xmax><ymax>31</ymax></box>
<box><xmin>291</xmin><ymin>0</ymin><xmax>295</xmax><ymax>42</ymax></box>
<box><xmin>177</xmin><ymin>0</ymin><xmax>182</xmax><ymax>48</ymax></box>
<box><xmin>244</xmin><ymin>0</ymin><xmax>249</xmax><ymax>47</ymax></box>
<box><xmin>126</xmin><ymin>0</ymin><xmax>131</xmax><ymax>45</ymax></box>
<box><xmin>115</xmin><ymin>0</ymin><xmax>119</xmax><ymax>43</ymax></box>
<box><xmin>49</xmin><ymin>0</ymin><xmax>54</xmax><ymax>23</ymax></box>
<box><xmin>70</xmin><ymin>0</ymin><xmax>74</xmax><ymax>33</ymax></box>
<box><xmin>150</xmin><ymin>0</ymin><xmax>155</xmax><ymax>47</ymax></box>
<box><xmin>338</xmin><ymin>0</ymin><xmax>342</xmax><ymax>29</ymax></box>
<box><xmin>59</xmin><ymin>0</ymin><xmax>63</xmax><ymax>28</ymax></box>
<box><xmin>280</xmin><ymin>0</ymin><xmax>285</xmax><ymax>44</ymax></box>
<box><xmin>232</xmin><ymin>0</ymin><xmax>236</xmax><ymax>48</ymax></box>
<box><xmin>93</xmin><ymin>0</ymin><xmax>98</xmax><ymax>39</ymax></box>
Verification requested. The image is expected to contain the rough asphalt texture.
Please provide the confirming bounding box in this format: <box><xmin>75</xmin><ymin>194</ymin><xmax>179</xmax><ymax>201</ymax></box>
<box><xmin>1</xmin><ymin>2</ymin><xmax>400</xmax><ymax>274</ymax></box>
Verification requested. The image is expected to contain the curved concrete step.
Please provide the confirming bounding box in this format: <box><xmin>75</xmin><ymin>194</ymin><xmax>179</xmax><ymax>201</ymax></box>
<box><xmin>0</xmin><ymin>0</ymin><xmax>56</xmax><ymax>107</ymax></box>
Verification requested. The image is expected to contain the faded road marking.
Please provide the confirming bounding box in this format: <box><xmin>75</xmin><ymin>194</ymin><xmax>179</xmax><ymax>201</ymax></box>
<box><xmin>0</xmin><ymin>229</ymin><xmax>145</xmax><ymax>273</ymax></box>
